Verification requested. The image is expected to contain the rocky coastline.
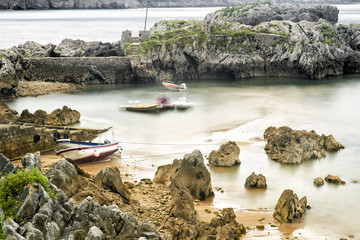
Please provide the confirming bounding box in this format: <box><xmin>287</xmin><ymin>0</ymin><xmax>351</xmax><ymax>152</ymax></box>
<box><xmin>1</xmin><ymin>3</ymin><xmax>360</xmax><ymax>99</ymax></box>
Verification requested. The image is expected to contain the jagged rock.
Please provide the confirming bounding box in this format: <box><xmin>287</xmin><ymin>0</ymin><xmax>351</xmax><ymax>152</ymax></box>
<box><xmin>324</xmin><ymin>135</ymin><xmax>345</xmax><ymax>152</ymax></box>
<box><xmin>208</xmin><ymin>141</ymin><xmax>240</xmax><ymax>167</ymax></box>
<box><xmin>15</xmin><ymin>185</ymin><xmax>40</xmax><ymax>224</ymax></box>
<box><xmin>15</xmin><ymin>41</ymin><xmax>56</xmax><ymax>58</ymax></box>
<box><xmin>94</xmin><ymin>166</ymin><xmax>130</xmax><ymax>203</ymax></box>
<box><xmin>314</xmin><ymin>177</ymin><xmax>324</xmax><ymax>186</ymax></box>
<box><xmin>19</xmin><ymin>106</ymin><xmax>80</xmax><ymax>126</ymax></box>
<box><xmin>21</xmin><ymin>152</ymin><xmax>42</xmax><ymax>170</ymax></box>
<box><xmin>273</xmin><ymin>189</ymin><xmax>308</xmax><ymax>223</ymax></box>
<box><xmin>0</xmin><ymin>153</ymin><xmax>16</xmax><ymax>176</ymax></box>
<box><xmin>205</xmin><ymin>3</ymin><xmax>338</xmax><ymax>26</ymax></box>
<box><xmin>154</xmin><ymin>149</ymin><xmax>214</xmax><ymax>200</ymax></box>
<box><xmin>244</xmin><ymin>172</ymin><xmax>267</xmax><ymax>189</ymax></box>
<box><xmin>46</xmin><ymin>160</ymin><xmax>86</xmax><ymax>198</ymax></box>
<box><xmin>168</xmin><ymin>188</ymin><xmax>198</xmax><ymax>224</ymax></box>
<box><xmin>54</xmin><ymin>38</ymin><xmax>125</xmax><ymax>57</ymax></box>
<box><xmin>0</xmin><ymin>58</ymin><xmax>17</xmax><ymax>98</ymax></box>
<box><xmin>264</xmin><ymin>126</ymin><xmax>344</xmax><ymax>164</ymax></box>
<box><xmin>140</xmin><ymin>4</ymin><xmax>360</xmax><ymax>82</ymax></box>
<box><xmin>86</xmin><ymin>226</ymin><xmax>103</xmax><ymax>240</ymax></box>
<box><xmin>325</xmin><ymin>174</ymin><xmax>346</xmax><ymax>184</ymax></box>
<box><xmin>208</xmin><ymin>208</ymin><xmax>246</xmax><ymax>239</ymax></box>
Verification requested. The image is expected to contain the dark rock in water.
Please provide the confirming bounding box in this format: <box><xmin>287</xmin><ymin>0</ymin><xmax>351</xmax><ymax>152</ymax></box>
<box><xmin>54</xmin><ymin>38</ymin><xmax>125</xmax><ymax>57</ymax></box>
<box><xmin>273</xmin><ymin>189</ymin><xmax>308</xmax><ymax>223</ymax></box>
<box><xmin>19</xmin><ymin>106</ymin><xmax>80</xmax><ymax>126</ymax></box>
<box><xmin>208</xmin><ymin>141</ymin><xmax>240</xmax><ymax>167</ymax></box>
<box><xmin>314</xmin><ymin>177</ymin><xmax>324</xmax><ymax>186</ymax></box>
<box><xmin>325</xmin><ymin>174</ymin><xmax>346</xmax><ymax>184</ymax></box>
<box><xmin>244</xmin><ymin>172</ymin><xmax>267</xmax><ymax>189</ymax></box>
<box><xmin>154</xmin><ymin>149</ymin><xmax>214</xmax><ymax>200</ymax></box>
<box><xmin>264</xmin><ymin>126</ymin><xmax>344</xmax><ymax>164</ymax></box>
<box><xmin>94</xmin><ymin>166</ymin><xmax>130</xmax><ymax>203</ymax></box>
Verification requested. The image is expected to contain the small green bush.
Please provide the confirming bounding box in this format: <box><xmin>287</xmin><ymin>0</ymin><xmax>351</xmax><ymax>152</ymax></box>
<box><xmin>0</xmin><ymin>167</ymin><xmax>57</xmax><ymax>218</ymax></box>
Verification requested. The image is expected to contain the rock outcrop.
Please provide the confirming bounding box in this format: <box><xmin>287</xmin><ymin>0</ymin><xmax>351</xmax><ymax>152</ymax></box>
<box><xmin>325</xmin><ymin>174</ymin><xmax>346</xmax><ymax>184</ymax></box>
<box><xmin>154</xmin><ymin>149</ymin><xmax>214</xmax><ymax>200</ymax></box>
<box><xmin>314</xmin><ymin>177</ymin><xmax>325</xmax><ymax>186</ymax></box>
<box><xmin>208</xmin><ymin>141</ymin><xmax>241</xmax><ymax>167</ymax></box>
<box><xmin>0</xmin><ymin>155</ymin><xmax>160</xmax><ymax>240</ymax></box>
<box><xmin>54</xmin><ymin>38</ymin><xmax>125</xmax><ymax>57</ymax></box>
<box><xmin>273</xmin><ymin>189</ymin><xmax>308</xmax><ymax>223</ymax></box>
<box><xmin>263</xmin><ymin>126</ymin><xmax>344</xmax><ymax>164</ymax></box>
<box><xmin>138</xmin><ymin>3</ymin><xmax>360</xmax><ymax>82</ymax></box>
<box><xmin>244</xmin><ymin>172</ymin><xmax>267</xmax><ymax>189</ymax></box>
<box><xmin>19</xmin><ymin>106</ymin><xmax>80</xmax><ymax>126</ymax></box>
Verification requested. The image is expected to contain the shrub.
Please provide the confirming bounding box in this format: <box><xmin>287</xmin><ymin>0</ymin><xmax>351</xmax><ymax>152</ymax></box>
<box><xmin>0</xmin><ymin>167</ymin><xmax>57</xmax><ymax>218</ymax></box>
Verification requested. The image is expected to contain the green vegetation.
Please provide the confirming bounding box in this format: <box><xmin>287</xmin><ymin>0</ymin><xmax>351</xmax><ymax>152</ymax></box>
<box><xmin>139</xmin><ymin>20</ymin><xmax>206</xmax><ymax>54</ymax></box>
<box><xmin>319</xmin><ymin>24</ymin><xmax>336</xmax><ymax>38</ymax></box>
<box><xmin>0</xmin><ymin>167</ymin><xmax>57</xmax><ymax>218</ymax></box>
<box><xmin>124</xmin><ymin>42</ymin><xmax>131</xmax><ymax>56</ymax></box>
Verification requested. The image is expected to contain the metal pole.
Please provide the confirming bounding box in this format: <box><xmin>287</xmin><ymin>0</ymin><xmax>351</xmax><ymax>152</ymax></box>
<box><xmin>144</xmin><ymin>0</ymin><xmax>150</xmax><ymax>31</ymax></box>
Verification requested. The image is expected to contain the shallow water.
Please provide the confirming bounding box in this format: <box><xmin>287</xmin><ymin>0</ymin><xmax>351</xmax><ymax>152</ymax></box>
<box><xmin>6</xmin><ymin>75</ymin><xmax>360</xmax><ymax>239</ymax></box>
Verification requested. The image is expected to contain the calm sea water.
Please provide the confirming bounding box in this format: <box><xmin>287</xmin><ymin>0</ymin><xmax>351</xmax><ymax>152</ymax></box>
<box><xmin>2</xmin><ymin>5</ymin><xmax>360</xmax><ymax>240</ymax></box>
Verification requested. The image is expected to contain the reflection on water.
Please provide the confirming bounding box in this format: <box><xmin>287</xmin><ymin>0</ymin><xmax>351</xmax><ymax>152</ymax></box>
<box><xmin>6</xmin><ymin>75</ymin><xmax>360</xmax><ymax>239</ymax></box>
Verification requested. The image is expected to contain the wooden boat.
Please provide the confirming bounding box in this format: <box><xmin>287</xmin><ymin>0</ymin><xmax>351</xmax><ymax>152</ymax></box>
<box><xmin>55</xmin><ymin>139</ymin><xmax>122</xmax><ymax>164</ymax></box>
<box><xmin>125</xmin><ymin>104</ymin><xmax>162</xmax><ymax>112</ymax></box>
<box><xmin>162</xmin><ymin>82</ymin><xmax>187</xmax><ymax>91</ymax></box>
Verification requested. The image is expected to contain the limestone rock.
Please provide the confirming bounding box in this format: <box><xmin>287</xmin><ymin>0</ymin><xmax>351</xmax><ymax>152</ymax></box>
<box><xmin>209</xmin><ymin>208</ymin><xmax>246</xmax><ymax>239</ymax></box>
<box><xmin>154</xmin><ymin>149</ymin><xmax>214</xmax><ymax>200</ymax></box>
<box><xmin>0</xmin><ymin>58</ymin><xmax>17</xmax><ymax>98</ymax></box>
<box><xmin>94</xmin><ymin>166</ymin><xmax>130</xmax><ymax>203</ymax></box>
<box><xmin>208</xmin><ymin>141</ymin><xmax>240</xmax><ymax>167</ymax></box>
<box><xmin>273</xmin><ymin>189</ymin><xmax>308</xmax><ymax>223</ymax></box>
<box><xmin>324</xmin><ymin>135</ymin><xmax>344</xmax><ymax>152</ymax></box>
<box><xmin>46</xmin><ymin>160</ymin><xmax>86</xmax><ymax>198</ymax></box>
<box><xmin>21</xmin><ymin>152</ymin><xmax>42</xmax><ymax>170</ymax></box>
<box><xmin>54</xmin><ymin>38</ymin><xmax>125</xmax><ymax>57</ymax></box>
<box><xmin>314</xmin><ymin>177</ymin><xmax>324</xmax><ymax>186</ymax></box>
<box><xmin>244</xmin><ymin>172</ymin><xmax>267</xmax><ymax>189</ymax></box>
<box><xmin>168</xmin><ymin>188</ymin><xmax>198</xmax><ymax>224</ymax></box>
<box><xmin>325</xmin><ymin>174</ymin><xmax>346</xmax><ymax>184</ymax></box>
<box><xmin>19</xmin><ymin>106</ymin><xmax>80</xmax><ymax>126</ymax></box>
<box><xmin>264</xmin><ymin>126</ymin><xmax>344</xmax><ymax>164</ymax></box>
<box><xmin>0</xmin><ymin>153</ymin><xmax>16</xmax><ymax>176</ymax></box>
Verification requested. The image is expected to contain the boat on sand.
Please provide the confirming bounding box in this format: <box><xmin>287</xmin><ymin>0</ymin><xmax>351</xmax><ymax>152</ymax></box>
<box><xmin>55</xmin><ymin>139</ymin><xmax>122</xmax><ymax>164</ymax></box>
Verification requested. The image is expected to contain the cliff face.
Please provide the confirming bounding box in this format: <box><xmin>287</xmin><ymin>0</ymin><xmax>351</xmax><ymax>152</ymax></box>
<box><xmin>0</xmin><ymin>0</ymin><xmax>357</xmax><ymax>10</ymax></box>
<box><xmin>137</xmin><ymin>3</ymin><xmax>360</xmax><ymax>81</ymax></box>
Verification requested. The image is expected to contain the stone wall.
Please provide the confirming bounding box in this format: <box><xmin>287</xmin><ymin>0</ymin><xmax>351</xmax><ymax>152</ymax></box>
<box><xmin>0</xmin><ymin>123</ymin><xmax>105</xmax><ymax>159</ymax></box>
<box><xmin>23</xmin><ymin>57</ymin><xmax>133</xmax><ymax>84</ymax></box>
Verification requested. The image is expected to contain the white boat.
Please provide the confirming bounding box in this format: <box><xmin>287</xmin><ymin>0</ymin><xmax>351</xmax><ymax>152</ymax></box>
<box><xmin>55</xmin><ymin>139</ymin><xmax>122</xmax><ymax>164</ymax></box>
<box><xmin>174</xmin><ymin>97</ymin><xmax>194</xmax><ymax>110</ymax></box>
<box><xmin>162</xmin><ymin>82</ymin><xmax>187</xmax><ymax>91</ymax></box>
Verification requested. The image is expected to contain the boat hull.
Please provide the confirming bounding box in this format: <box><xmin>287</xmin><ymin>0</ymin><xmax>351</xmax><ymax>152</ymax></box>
<box><xmin>125</xmin><ymin>104</ymin><xmax>161</xmax><ymax>112</ymax></box>
<box><xmin>56</xmin><ymin>142</ymin><xmax>121</xmax><ymax>164</ymax></box>
<box><xmin>162</xmin><ymin>82</ymin><xmax>187</xmax><ymax>91</ymax></box>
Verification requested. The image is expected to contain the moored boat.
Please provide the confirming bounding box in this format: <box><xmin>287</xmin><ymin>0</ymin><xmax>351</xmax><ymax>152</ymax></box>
<box><xmin>162</xmin><ymin>82</ymin><xmax>187</xmax><ymax>91</ymax></box>
<box><xmin>55</xmin><ymin>139</ymin><xmax>122</xmax><ymax>164</ymax></box>
<box><xmin>125</xmin><ymin>104</ymin><xmax>162</xmax><ymax>112</ymax></box>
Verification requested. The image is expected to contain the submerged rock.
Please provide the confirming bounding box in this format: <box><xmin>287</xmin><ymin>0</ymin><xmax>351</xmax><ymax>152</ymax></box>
<box><xmin>325</xmin><ymin>174</ymin><xmax>346</xmax><ymax>184</ymax></box>
<box><xmin>273</xmin><ymin>189</ymin><xmax>308</xmax><ymax>223</ymax></box>
<box><xmin>208</xmin><ymin>141</ymin><xmax>240</xmax><ymax>167</ymax></box>
<box><xmin>244</xmin><ymin>172</ymin><xmax>267</xmax><ymax>189</ymax></box>
<box><xmin>264</xmin><ymin>126</ymin><xmax>344</xmax><ymax>164</ymax></box>
<box><xmin>314</xmin><ymin>177</ymin><xmax>325</xmax><ymax>186</ymax></box>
